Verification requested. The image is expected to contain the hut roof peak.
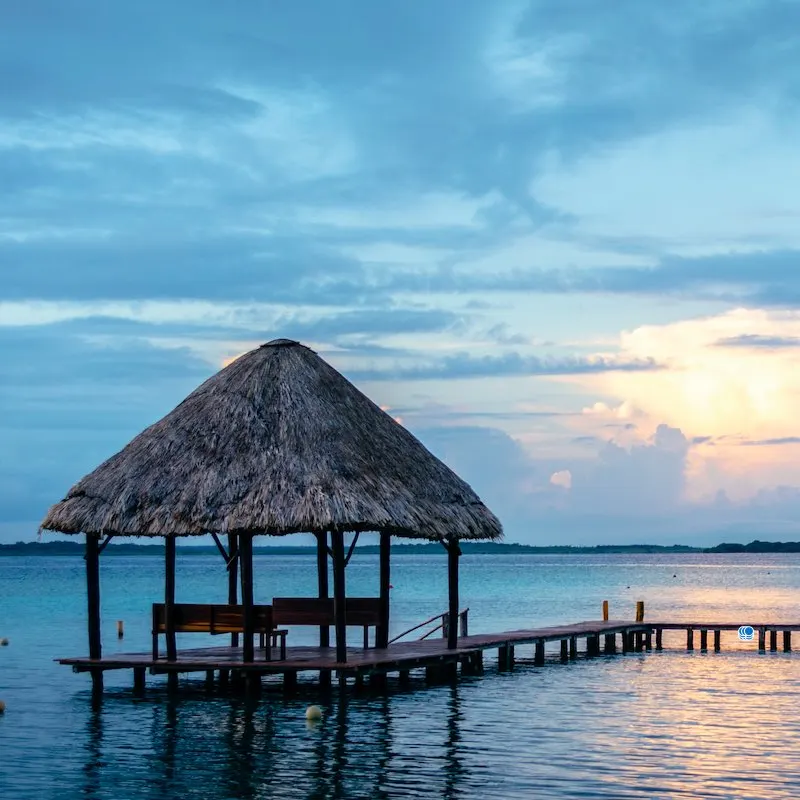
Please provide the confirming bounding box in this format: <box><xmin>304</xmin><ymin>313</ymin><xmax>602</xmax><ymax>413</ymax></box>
<box><xmin>261</xmin><ymin>338</ymin><xmax>306</xmax><ymax>349</ymax></box>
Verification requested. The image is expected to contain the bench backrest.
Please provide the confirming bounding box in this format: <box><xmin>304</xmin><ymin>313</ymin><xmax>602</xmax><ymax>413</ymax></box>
<box><xmin>152</xmin><ymin>603</ymin><xmax>273</xmax><ymax>634</ymax></box>
<box><xmin>272</xmin><ymin>597</ymin><xmax>382</xmax><ymax>627</ymax></box>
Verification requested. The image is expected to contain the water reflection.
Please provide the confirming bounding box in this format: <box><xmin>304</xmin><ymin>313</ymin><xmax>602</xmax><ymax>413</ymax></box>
<box><xmin>66</xmin><ymin>655</ymin><xmax>800</xmax><ymax>800</ymax></box>
<box><xmin>76</xmin><ymin>684</ymin><xmax>469</xmax><ymax>800</ymax></box>
<box><xmin>81</xmin><ymin>708</ymin><xmax>103</xmax><ymax>800</ymax></box>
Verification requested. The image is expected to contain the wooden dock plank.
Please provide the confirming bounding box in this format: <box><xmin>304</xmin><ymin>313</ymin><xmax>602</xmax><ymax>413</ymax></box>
<box><xmin>58</xmin><ymin>619</ymin><xmax>800</xmax><ymax>677</ymax></box>
<box><xmin>58</xmin><ymin>619</ymin><xmax>645</xmax><ymax>674</ymax></box>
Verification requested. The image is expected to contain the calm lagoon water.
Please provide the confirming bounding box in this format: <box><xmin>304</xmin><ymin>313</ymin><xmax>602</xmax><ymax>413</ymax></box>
<box><xmin>2</xmin><ymin>551</ymin><xmax>800</xmax><ymax>799</ymax></box>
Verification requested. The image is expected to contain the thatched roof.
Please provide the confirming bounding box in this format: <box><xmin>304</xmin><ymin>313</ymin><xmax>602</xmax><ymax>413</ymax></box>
<box><xmin>41</xmin><ymin>339</ymin><xmax>503</xmax><ymax>541</ymax></box>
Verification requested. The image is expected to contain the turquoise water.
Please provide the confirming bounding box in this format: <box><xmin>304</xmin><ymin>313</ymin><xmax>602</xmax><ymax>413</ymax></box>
<box><xmin>2</xmin><ymin>552</ymin><xmax>800</xmax><ymax>799</ymax></box>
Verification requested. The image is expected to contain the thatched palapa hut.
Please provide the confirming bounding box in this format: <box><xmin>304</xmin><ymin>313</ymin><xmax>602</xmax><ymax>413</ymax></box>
<box><xmin>41</xmin><ymin>339</ymin><xmax>502</xmax><ymax>687</ymax></box>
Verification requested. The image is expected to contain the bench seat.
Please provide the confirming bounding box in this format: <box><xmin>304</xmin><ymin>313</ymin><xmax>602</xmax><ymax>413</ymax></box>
<box><xmin>273</xmin><ymin>597</ymin><xmax>383</xmax><ymax>648</ymax></box>
<box><xmin>152</xmin><ymin>603</ymin><xmax>287</xmax><ymax>660</ymax></box>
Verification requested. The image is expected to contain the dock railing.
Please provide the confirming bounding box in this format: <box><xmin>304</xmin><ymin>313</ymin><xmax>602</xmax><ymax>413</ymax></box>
<box><xmin>388</xmin><ymin>608</ymin><xmax>469</xmax><ymax>645</ymax></box>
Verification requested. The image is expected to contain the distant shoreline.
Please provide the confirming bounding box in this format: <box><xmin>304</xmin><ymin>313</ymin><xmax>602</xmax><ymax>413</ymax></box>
<box><xmin>2</xmin><ymin>539</ymin><xmax>800</xmax><ymax>555</ymax></box>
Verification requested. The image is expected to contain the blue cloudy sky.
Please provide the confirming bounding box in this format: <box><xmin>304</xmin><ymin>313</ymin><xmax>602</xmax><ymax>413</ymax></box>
<box><xmin>3</xmin><ymin>0</ymin><xmax>800</xmax><ymax>545</ymax></box>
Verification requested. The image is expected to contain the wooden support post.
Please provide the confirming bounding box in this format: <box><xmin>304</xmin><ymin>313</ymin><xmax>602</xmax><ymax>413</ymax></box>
<box><xmin>656</xmin><ymin>628</ymin><xmax>663</xmax><ymax>651</ymax></box>
<box><xmin>371</xmin><ymin>673</ymin><xmax>388</xmax><ymax>691</ymax></box>
<box><xmin>474</xmin><ymin>650</ymin><xmax>484</xmax><ymax>674</ymax></box>
<box><xmin>165</xmin><ymin>536</ymin><xmax>177</xmax><ymax>662</ymax></box>
<box><xmin>534</xmin><ymin>640</ymin><xmax>545</xmax><ymax>666</ymax></box>
<box><xmin>319</xmin><ymin>670</ymin><xmax>332</xmax><ymax>690</ymax></box>
<box><xmin>635</xmin><ymin>601</ymin><xmax>645</xmax><ymax>622</ymax></box>
<box><xmin>687</xmin><ymin>628</ymin><xmax>694</xmax><ymax>651</ymax></box>
<box><xmin>588</xmin><ymin>634</ymin><xmax>600</xmax><ymax>656</ymax></box>
<box><xmin>378</xmin><ymin>532</ymin><xmax>391</xmax><ymax>649</ymax></box>
<box><xmin>205</xmin><ymin>670</ymin><xmax>215</xmax><ymax>692</ymax></box>
<box><xmin>167</xmin><ymin>671</ymin><xmax>179</xmax><ymax>693</ymax></box>
<box><xmin>331</xmin><ymin>530</ymin><xmax>347</xmax><ymax>664</ymax></box>
<box><xmin>447</xmin><ymin>539</ymin><xmax>460</xmax><ymax>650</ymax></box>
<box><xmin>770</xmin><ymin>630</ymin><xmax>778</xmax><ymax>652</ymax></box>
<box><xmin>227</xmin><ymin>533</ymin><xmax>239</xmax><ymax>647</ymax></box>
<box><xmin>316</xmin><ymin>532</ymin><xmax>330</xmax><ymax>648</ymax></box>
<box><xmin>645</xmin><ymin>631</ymin><xmax>652</xmax><ymax>651</ymax></box>
<box><xmin>219</xmin><ymin>669</ymin><xmax>229</xmax><ymax>689</ymax></box>
<box><xmin>634</xmin><ymin>632</ymin><xmax>643</xmax><ymax>651</ymax></box>
<box><xmin>784</xmin><ymin>631</ymin><xmax>792</xmax><ymax>652</ymax></box>
<box><xmin>714</xmin><ymin>630</ymin><xmax>721</xmax><ymax>652</ymax></box>
<box><xmin>245</xmin><ymin>672</ymin><xmax>262</xmax><ymax>698</ymax></box>
<box><xmin>399</xmin><ymin>670</ymin><xmax>411</xmax><ymax>686</ymax></box>
<box><xmin>282</xmin><ymin>671</ymin><xmax>297</xmax><ymax>694</ymax></box>
<box><xmin>133</xmin><ymin>667</ymin><xmax>146</xmax><ymax>697</ymax></box>
<box><xmin>85</xmin><ymin>533</ymin><xmax>103</xmax><ymax>696</ymax></box>
<box><xmin>602</xmin><ymin>600</ymin><xmax>609</xmax><ymax>621</ymax></box>
<box><xmin>561</xmin><ymin>639</ymin><xmax>569</xmax><ymax>661</ymax></box>
<box><xmin>240</xmin><ymin>534</ymin><xmax>255</xmax><ymax>663</ymax></box>
<box><xmin>604</xmin><ymin>633</ymin><xmax>616</xmax><ymax>654</ymax></box>
<box><xmin>498</xmin><ymin>645</ymin><xmax>509</xmax><ymax>671</ymax></box>
<box><xmin>569</xmin><ymin>636</ymin><xmax>577</xmax><ymax>659</ymax></box>
<box><xmin>621</xmin><ymin>630</ymin><xmax>629</xmax><ymax>654</ymax></box>
<box><xmin>758</xmin><ymin>628</ymin><xmax>766</xmax><ymax>652</ymax></box>
<box><xmin>700</xmin><ymin>629</ymin><xmax>708</xmax><ymax>651</ymax></box>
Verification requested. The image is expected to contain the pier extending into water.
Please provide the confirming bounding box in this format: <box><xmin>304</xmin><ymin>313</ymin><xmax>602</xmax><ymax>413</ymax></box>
<box><xmin>59</xmin><ymin>618</ymin><xmax>800</xmax><ymax>698</ymax></box>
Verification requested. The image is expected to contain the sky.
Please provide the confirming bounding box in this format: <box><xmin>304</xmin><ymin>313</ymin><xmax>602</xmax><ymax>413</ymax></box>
<box><xmin>3</xmin><ymin>0</ymin><xmax>800</xmax><ymax>546</ymax></box>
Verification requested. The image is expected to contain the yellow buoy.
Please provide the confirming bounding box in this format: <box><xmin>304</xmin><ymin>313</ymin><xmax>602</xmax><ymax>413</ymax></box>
<box><xmin>305</xmin><ymin>705</ymin><xmax>323</xmax><ymax>722</ymax></box>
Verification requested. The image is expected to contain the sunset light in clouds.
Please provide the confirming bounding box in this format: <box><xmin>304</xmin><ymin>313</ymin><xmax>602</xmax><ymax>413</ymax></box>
<box><xmin>4</xmin><ymin>1</ymin><xmax>800</xmax><ymax>545</ymax></box>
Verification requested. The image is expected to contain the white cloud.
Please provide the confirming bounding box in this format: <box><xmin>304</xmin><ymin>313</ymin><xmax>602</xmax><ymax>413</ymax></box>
<box><xmin>531</xmin><ymin>108</ymin><xmax>800</xmax><ymax>251</ymax></box>
<box><xmin>565</xmin><ymin>307</ymin><xmax>800</xmax><ymax>501</ymax></box>
<box><xmin>290</xmin><ymin>191</ymin><xmax>506</xmax><ymax>230</ymax></box>
<box><xmin>0</xmin><ymin>85</ymin><xmax>356</xmax><ymax>184</ymax></box>
<box><xmin>550</xmin><ymin>469</ymin><xmax>572</xmax><ymax>489</ymax></box>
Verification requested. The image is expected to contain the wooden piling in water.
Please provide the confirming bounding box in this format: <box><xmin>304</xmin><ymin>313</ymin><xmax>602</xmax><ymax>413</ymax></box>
<box><xmin>602</xmin><ymin>600</ymin><xmax>609</xmax><ymax>621</ymax></box>
<box><xmin>714</xmin><ymin>630</ymin><xmax>721</xmax><ymax>652</ymax></box>
<box><xmin>758</xmin><ymin>628</ymin><xmax>766</xmax><ymax>651</ymax></box>
<box><xmin>645</xmin><ymin>631</ymin><xmax>652</xmax><ymax>651</ymax></box>
<box><xmin>569</xmin><ymin>636</ymin><xmax>577</xmax><ymax>659</ymax></box>
<box><xmin>655</xmin><ymin>628</ymin><xmax>663</xmax><ymax>650</ymax></box>
<box><xmin>133</xmin><ymin>667</ymin><xmax>145</xmax><ymax>697</ymax></box>
<box><xmin>604</xmin><ymin>633</ymin><xmax>616</xmax><ymax>654</ymax></box>
<box><xmin>770</xmin><ymin>630</ymin><xmax>778</xmax><ymax>651</ymax></box>
<box><xmin>560</xmin><ymin>639</ymin><xmax>568</xmax><ymax>661</ymax></box>
<box><xmin>784</xmin><ymin>631</ymin><xmax>792</xmax><ymax>652</ymax></box>
<box><xmin>534</xmin><ymin>640</ymin><xmax>545</xmax><ymax>666</ymax></box>
<box><xmin>635</xmin><ymin>601</ymin><xmax>645</xmax><ymax>622</ymax></box>
<box><xmin>700</xmin><ymin>629</ymin><xmax>708</xmax><ymax>651</ymax></box>
<box><xmin>687</xmin><ymin>628</ymin><xmax>694</xmax><ymax>651</ymax></box>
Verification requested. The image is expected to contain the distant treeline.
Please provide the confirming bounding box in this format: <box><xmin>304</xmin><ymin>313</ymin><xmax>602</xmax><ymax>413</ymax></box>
<box><xmin>704</xmin><ymin>540</ymin><xmax>800</xmax><ymax>553</ymax></box>
<box><xmin>4</xmin><ymin>539</ymin><xmax>799</xmax><ymax>556</ymax></box>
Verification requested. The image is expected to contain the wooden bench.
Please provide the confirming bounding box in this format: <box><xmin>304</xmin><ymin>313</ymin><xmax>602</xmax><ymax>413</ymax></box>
<box><xmin>272</xmin><ymin>597</ymin><xmax>383</xmax><ymax>649</ymax></box>
<box><xmin>152</xmin><ymin>603</ymin><xmax>287</xmax><ymax>660</ymax></box>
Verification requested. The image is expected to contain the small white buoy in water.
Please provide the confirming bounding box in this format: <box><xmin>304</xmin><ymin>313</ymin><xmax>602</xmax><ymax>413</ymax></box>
<box><xmin>0</xmin><ymin>699</ymin><xmax>5</xmax><ymax>713</ymax></box>
<box><xmin>0</xmin><ymin>638</ymin><xmax>8</xmax><ymax>646</ymax></box>
<box><xmin>305</xmin><ymin>705</ymin><xmax>323</xmax><ymax>722</ymax></box>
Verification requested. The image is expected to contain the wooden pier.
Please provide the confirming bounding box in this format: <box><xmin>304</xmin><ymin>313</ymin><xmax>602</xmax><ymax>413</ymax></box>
<box><xmin>59</xmin><ymin>618</ymin><xmax>800</xmax><ymax>697</ymax></box>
